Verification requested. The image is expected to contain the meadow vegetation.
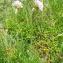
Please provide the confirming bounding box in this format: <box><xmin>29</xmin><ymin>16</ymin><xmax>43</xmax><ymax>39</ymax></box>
<box><xmin>0</xmin><ymin>0</ymin><xmax>63</xmax><ymax>63</ymax></box>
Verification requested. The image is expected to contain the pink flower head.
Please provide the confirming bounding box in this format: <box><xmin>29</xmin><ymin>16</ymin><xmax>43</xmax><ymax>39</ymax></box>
<box><xmin>12</xmin><ymin>0</ymin><xmax>23</xmax><ymax>9</ymax></box>
<box><xmin>34</xmin><ymin>0</ymin><xmax>43</xmax><ymax>11</ymax></box>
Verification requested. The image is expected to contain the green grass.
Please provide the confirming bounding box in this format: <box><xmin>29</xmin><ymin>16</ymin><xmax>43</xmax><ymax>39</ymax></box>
<box><xmin>0</xmin><ymin>0</ymin><xmax>63</xmax><ymax>63</ymax></box>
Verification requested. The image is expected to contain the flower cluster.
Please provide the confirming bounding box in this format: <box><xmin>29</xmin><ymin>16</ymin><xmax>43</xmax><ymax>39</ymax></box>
<box><xmin>12</xmin><ymin>0</ymin><xmax>43</xmax><ymax>14</ymax></box>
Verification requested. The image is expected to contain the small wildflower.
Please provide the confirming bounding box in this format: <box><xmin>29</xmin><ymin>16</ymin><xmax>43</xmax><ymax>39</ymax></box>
<box><xmin>12</xmin><ymin>0</ymin><xmax>23</xmax><ymax>14</ymax></box>
<box><xmin>34</xmin><ymin>0</ymin><xmax>43</xmax><ymax>11</ymax></box>
<box><xmin>12</xmin><ymin>0</ymin><xmax>23</xmax><ymax>9</ymax></box>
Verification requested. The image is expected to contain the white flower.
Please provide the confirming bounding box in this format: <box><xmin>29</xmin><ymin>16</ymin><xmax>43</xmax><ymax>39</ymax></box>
<box><xmin>34</xmin><ymin>0</ymin><xmax>43</xmax><ymax>11</ymax></box>
<box><xmin>12</xmin><ymin>0</ymin><xmax>23</xmax><ymax>9</ymax></box>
